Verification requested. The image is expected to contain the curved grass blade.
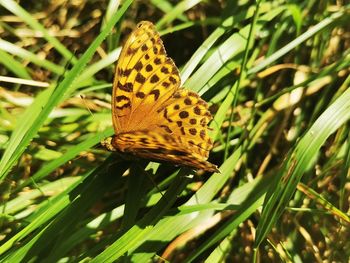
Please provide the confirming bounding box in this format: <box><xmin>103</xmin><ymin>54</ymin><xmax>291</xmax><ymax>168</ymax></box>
<box><xmin>0</xmin><ymin>0</ymin><xmax>133</xmax><ymax>182</ymax></box>
<box><xmin>255</xmin><ymin>86</ymin><xmax>350</xmax><ymax>247</ymax></box>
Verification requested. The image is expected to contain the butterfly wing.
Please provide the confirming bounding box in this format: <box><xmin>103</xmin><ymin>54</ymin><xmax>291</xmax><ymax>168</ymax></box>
<box><xmin>112</xmin><ymin>21</ymin><xmax>180</xmax><ymax>132</ymax></box>
<box><xmin>114</xmin><ymin>130</ymin><xmax>218</xmax><ymax>172</ymax></box>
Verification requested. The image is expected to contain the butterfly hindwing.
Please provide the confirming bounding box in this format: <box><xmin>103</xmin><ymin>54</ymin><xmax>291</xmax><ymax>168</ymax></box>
<box><xmin>155</xmin><ymin>89</ymin><xmax>214</xmax><ymax>159</ymax></box>
<box><xmin>114</xmin><ymin>131</ymin><xmax>217</xmax><ymax>172</ymax></box>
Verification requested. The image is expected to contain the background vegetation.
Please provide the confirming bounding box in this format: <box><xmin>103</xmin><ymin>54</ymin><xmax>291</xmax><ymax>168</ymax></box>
<box><xmin>0</xmin><ymin>0</ymin><xmax>349</xmax><ymax>262</ymax></box>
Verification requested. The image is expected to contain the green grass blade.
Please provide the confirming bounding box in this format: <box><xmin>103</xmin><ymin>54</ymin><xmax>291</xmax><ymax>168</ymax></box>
<box><xmin>186</xmin><ymin>177</ymin><xmax>267</xmax><ymax>262</ymax></box>
<box><xmin>255</xmin><ymin>86</ymin><xmax>350</xmax><ymax>247</ymax></box>
<box><xmin>0</xmin><ymin>39</ymin><xmax>64</xmax><ymax>74</ymax></box>
<box><xmin>0</xmin><ymin>0</ymin><xmax>77</xmax><ymax>63</ymax></box>
<box><xmin>156</xmin><ymin>0</ymin><xmax>201</xmax><ymax>28</ymax></box>
<box><xmin>0</xmin><ymin>175</ymin><xmax>84</xmax><ymax>256</ymax></box>
<box><xmin>129</xmin><ymin>147</ymin><xmax>243</xmax><ymax>262</ymax></box>
<box><xmin>90</xmin><ymin>172</ymin><xmax>191</xmax><ymax>263</ymax></box>
<box><xmin>248</xmin><ymin>8</ymin><xmax>346</xmax><ymax>75</ymax></box>
<box><xmin>0</xmin><ymin>0</ymin><xmax>133</xmax><ymax>181</ymax></box>
<box><xmin>0</xmin><ymin>49</ymin><xmax>31</xmax><ymax>79</ymax></box>
<box><xmin>15</xmin><ymin>128</ymin><xmax>114</xmax><ymax>190</ymax></box>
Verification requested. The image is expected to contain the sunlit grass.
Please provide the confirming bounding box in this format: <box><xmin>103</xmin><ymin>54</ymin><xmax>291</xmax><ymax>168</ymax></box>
<box><xmin>0</xmin><ymin>1</ymin><xmax>349</xmax><ymax>262</ymax></box>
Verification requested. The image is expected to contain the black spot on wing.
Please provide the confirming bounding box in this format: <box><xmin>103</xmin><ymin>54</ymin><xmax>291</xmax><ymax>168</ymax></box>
<box><xmin>150</xmin><ymin>89</ymin><xmax>160</xmax><ymax>100</ymax></box>
<box><xmin>134</xmin><ymin>61</ymin><xmax>143</xmax><ymax>72</ymax></box>
<box><xmin>116</xmin><ymin>95</ymin><xmax>130</xmax><ymax>102</ymax></box>
<box><xmin>194</xmin><ymin>106</ymin><xmax>201</xmax><ymax>115</ymax></box>
<box><xmin>141</xmin><ymin>44</ymin><xmax>148</xmax><ymax>51</ymax></box>
<box><xmin>123</xmin><ymin>69</ymin><xmax>132</xmax><ymax>77</ymax></box>
<box><xmin>184</xmin><ymin>98</ymin><xmax>192</xmax><ymax>105</ymax></box>
<box><xmin>169</xmin><ymin>76</ymin><xmax>177</xmax><ymax>84</ymax></box>
<box><xmin>162</xmin><ymin>81</ymin><xmax>170</xmax><ymax>88</ymax></box>
<box><xmin>160</xmin><ymin>125</ymin><xmax>172</xmax><ymax>133</ymax></box>
<box><xmin>117</xmin><ymin>82</ymin><xmax>133</xmax><ymax>92</ymax></box>
<box><xmin>190</xmin><ymin>118</ymin><xmax>197</xmax><ymax>125</ymax></box>
<box><xmin>146</xmin><ymin>64</ymin><xmax>153</xmax><ymax>72</ymax></box>
<box><xmin>189</xmin><ymin>128</ymin><xmax>197</xmax><ymax>135</ymax></box>
<box><xmin>154</xmin><ymin>58</ymin><xmax>161</xmax><ymax>65</ymax></box>
<box><xmin>153</xmin><ymin>46</ymin><xmax>158</xmax><ymax>54</ymax></box>
<box><xmin>127</xmin><ymin>47</ymin><xmax>136</xmax><ymax>55</ymax></box>
<box><xmin>161</xmin><ymin>66</ymin><xmax>169</xmax><ymax>73</ymax></box>
<box><xmin>116</xmin><ymin>102</ymin><xmax>131</xmax><ymax>110</ymax></box>
<box><xmin>150</xmin><ymin>74</ymin><xmax>160</xmax><ymax>83</ymax></box>
<box><xmin>136</xmin><ymin>92</ymin><xmax>145</xmax><ymax>98</ymax></box>
<box><xmin>179</xmin><ymin>111</ymin><xmax>189</xmax><ymax>119</ymax></box>
<box><xmin>200</xmin><ymin>130</ymin><xmax>206</xmax><ymax>140</ymax></box>
<box><xmin>135</xmin><ymin>73</ymin><xmax>146</xmax><ymax>84</ymax></box>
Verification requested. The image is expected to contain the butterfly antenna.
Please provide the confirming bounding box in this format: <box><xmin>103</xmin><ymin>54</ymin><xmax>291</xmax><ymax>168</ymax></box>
<box><xmin>80</xmin><ymin>94</ymin><xmax>94</xmax><ymax>116</ymax></box>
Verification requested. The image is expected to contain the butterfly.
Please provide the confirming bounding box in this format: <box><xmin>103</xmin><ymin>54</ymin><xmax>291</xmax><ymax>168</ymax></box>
<box><xmin>102</xmin><ymin>21</ymin><xmax>218</xmax><ymax>172</ymax></box>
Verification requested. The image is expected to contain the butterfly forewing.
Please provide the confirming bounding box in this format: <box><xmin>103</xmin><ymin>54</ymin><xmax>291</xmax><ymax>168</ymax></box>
<box><xmin>106</xmin><ymin>21</ymin><xmax>218</xmax><ymax>172</ymax></box>
<box><xmin>112</xmin><ymin>21</ymin><xmax>180</xmax><ymax>132</ymax></box>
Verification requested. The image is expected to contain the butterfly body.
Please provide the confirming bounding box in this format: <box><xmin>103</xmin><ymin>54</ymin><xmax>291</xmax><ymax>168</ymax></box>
<box><xmin>103</xmin><ymin>21</ymin><xmax>218</xmax><ymax>172</ymax></box>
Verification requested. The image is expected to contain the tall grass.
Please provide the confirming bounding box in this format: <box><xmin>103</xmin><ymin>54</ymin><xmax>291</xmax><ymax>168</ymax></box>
<box><xmin>0</xmin><ymin>0</ymin><xmax>349</xmax><ymax>262</ymax></box>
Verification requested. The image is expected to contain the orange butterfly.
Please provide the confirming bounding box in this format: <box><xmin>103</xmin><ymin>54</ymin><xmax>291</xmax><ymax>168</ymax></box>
<box><xmin>102</xmin><ymin>21</ymin><xmax>218</xmax><ymax>172</ymax></box>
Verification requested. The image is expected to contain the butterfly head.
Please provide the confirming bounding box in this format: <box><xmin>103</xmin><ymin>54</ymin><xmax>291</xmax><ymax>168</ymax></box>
<box><xmin>101</xmin><ymin>136</ymin><xmax>117</xmax><ymax>152</ymax></box>
<box><xmin>102</xmin><ymin>134</ymin><xmax>132</xmax><ymax>152</ymax></box>
<box><xmin>136</xmin><ymin>21</ymin><xmax>155</xmax><ymax>29</ymax></box>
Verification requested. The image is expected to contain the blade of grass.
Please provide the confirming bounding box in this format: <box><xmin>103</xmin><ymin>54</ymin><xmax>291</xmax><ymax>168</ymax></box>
<box><xmin>0</xmin><ymin>157</ymin><xmax>128</xmax><ymax>262</ymax></box>
<box><xmin>0</xmin><ymin>0</ymin><xmax>133</xmax><ymax>182</ymax></box>
<box><xmin>0</xmin><ymin>177</ymin><xmax>81</xmax><ymax>215</ymax></box>
<box><xmin>0</xmin><ymin>39</ymin><xmax>64</xmax><ymax>75</ymax></box>
<box><xmin>129</xmin><ymin>147</ymin><xmax>243</xmax><ymax>262</ymax></box>
<box><xmin>15</xmin><ymin>127</ymin><xmax>114</xmax><ymax>191</ymax></box>
<box><xmin>248</xmin><ymin>8</ymin><xmax>346</xmax><ymax>75</ymax></box>
<box><xmin>156</xmin><ymin>0</ymin><xmax>200</xmax><ymax>28</ymax></box>
<box><xmin>0</xmin><ymin>0</ymin><xmax>77</xmax><ymax>63</ymax></box>
<box><xmin>0</xmin><ymin>49</ymin><xmax>31</xmax><ymax>79</ymax></box>
<box><xmin>90</xmin><ymin>170</ymin><xmax>191</xmax><ymax>263</ymax></box>
<box><xmin>255</xmin><ymin>85</ymin><xmax>350</xmax><ymax>247</ymax></box>
<box><xmin>186</xmin><ymin>176</ymin><xmax>267</xmax><ymax>262</ymax></box>
<box><xmin>37</xmin><ymin>160</ymin><xmax>129</xmax><ymax>262</ymax></box>
<box><xmin>73</xmin><ymin>47</ymin><xmax>121</xmax><ymax>89</ymax></box>
<box><xmin>0</xmin><ymin>174</ymin><xmax>85</xmax><ymax>256</ymax></box>
<box><xmin>180</xmin><ymin>2</ymin><xmax>266</xmax><ymax>83</ymax></box>
<box><xmin>185</xmin><ymin>7</ymin><xmax>285</xmax><ymax>94</ymax></box>
<box><xmin>224</xmin><ymin>0</ymin><xmax>262</xmax><ymax>160</ymax></box>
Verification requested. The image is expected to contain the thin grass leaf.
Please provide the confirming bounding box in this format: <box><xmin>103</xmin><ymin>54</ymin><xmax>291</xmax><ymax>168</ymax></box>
<box><xmin>90</xmin><ymin>171</ymin><xmax>191</xmax><ymax>263</ymax></box>
<box><xmin>255</xmin><ymin>86</ymin><xmax>350</xmax><ymax>247</ymax></box>
<box><xmin>73</xmin><ymin>48</ymin><xmax>121</xmax><ymax>89</ymax></box>
<box><xmin>0</xmin><ymin>175</ymin><xmax>84</xmax><ymax>257</ymax></box>
<box><xmin>248</xmin><ymin>8</ymin><xmax>346</xmax><ymax>75</ymax></box>
<box><xmin>0</xmin><ymin>0</ymin><xmax>133</xmax><ymax>181</ymax></box>
<box><xmin>0</xmin><ymin>177</ymin><xmax>80</xmax><ymax>216</ymax></box>
<box><xmin>186</xmin><ymin>177</ymin><xmax>266</xmax><ymax>262</ymax></box>
<box><xmin>129</xmin><ymin>147</ymin><xmax>242</xmax><ymax>262</ymax></box>
<box><xmin>15</xmin><ymin>128</ymin><xmax>114</xmax><ymax>190</ymax></box>
<box><xmin>0</xmin><ymin>49</ymin><xmax>31</xmax><ymax>79</ymax></box>
<box><xmin>0</xmin><ymin>39</ymin><xmax>64</xmax><ymax>75</ymax></box>
<box><xmin>156</xmin><ymin>0</ymin><xmax>201</xmax><ymax>28</ymax></box>
<box><xmin>0</xmin><ymin>0</ymin><xmax>77</xmax><ymax>63</ymax></box>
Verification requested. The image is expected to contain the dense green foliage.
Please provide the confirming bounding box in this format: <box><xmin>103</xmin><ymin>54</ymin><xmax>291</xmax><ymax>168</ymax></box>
<box><xmin>0</xmin><ymin>0</ymin><xmax>349</xmax><ymax>262</ymax></box>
